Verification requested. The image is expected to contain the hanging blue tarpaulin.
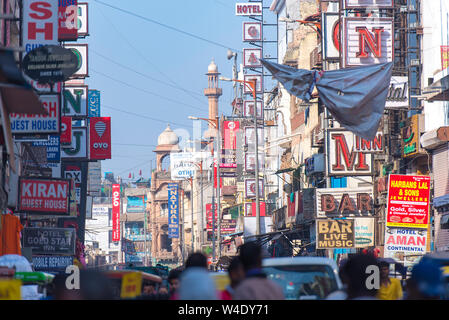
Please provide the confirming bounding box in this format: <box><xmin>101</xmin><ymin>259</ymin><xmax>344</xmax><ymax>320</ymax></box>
<box><xmin>261</xmin><ymin>59</ymin><xmax>393</xmax><ymax>141</ymax></box>
<box><xmin>167</xmin><ymin>183</ymin><xmax>179</xmax><ymax>238</ymax></box>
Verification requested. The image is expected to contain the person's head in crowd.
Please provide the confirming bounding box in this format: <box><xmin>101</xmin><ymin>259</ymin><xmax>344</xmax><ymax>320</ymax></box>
<box><xmin>185</xmin><ymin>252</ymin><xmax>208</xmax><ymax>269</ymax></box>
<box><xmin>406</xmin><ymin>259</ymin><xmax>445</xmax><ymax>300</ymax></box>
<box><xmin>343</xmin><ymin>253</ymin><xmax>379</xmax><ymax>299</ymax></box>
<box><xmin>338</xmin><ymin>258</ymin><xmax>349</xmax><ymax>287</ymax></box>
<box><xmin>239</xmin><ymin>241</ymin><xmax>262</xmax><ymax>273</ymax></box>
<box><xmin>158</xmin><ymin>286</ymin><xmax>169</xmax><ymax>295</ymax></box>
<box><xmin>168</xmin><ymin>268</ymin><xmax>182</xmax><ymax>294</ymax></box>
<box><xmin>143</xmin><ymin>283</ymin><xmax>156</xmax><ymax>295</ymax></box>
<box><xmin>53</xmin><ymin>270</ymin><xmax>115</xmax><ymax>300</ymax></box>
<box><xmin>228</xmin><ymin>257</ymin><xmax>245</xmax><ymax>288</ymax></box>
<box><xmin>378</xmin><ymin>261</ymin><xmax>390</xmax><ymax>281</ymax></box>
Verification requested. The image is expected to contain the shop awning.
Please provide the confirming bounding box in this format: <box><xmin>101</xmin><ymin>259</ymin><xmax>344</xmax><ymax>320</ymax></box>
<box><xmin>433</xmin><ymin>194</ymin><xmax>449</xmax><ymax>208</ymax></box>
<box><xmin>420</xmin><ymin>127</ymin><xmax>449</xmax><ymax>150</ymax></box>
<box><xmin>423</xmin><ymin>71</ymin><xmax>449</xmax><ymax>102</ymax></box>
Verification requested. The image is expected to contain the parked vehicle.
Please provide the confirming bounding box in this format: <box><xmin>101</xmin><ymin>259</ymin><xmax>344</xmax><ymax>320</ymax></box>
<box><xmin>103</xmin><ymin>270</ymin><xmax>162</xmax><ymax>299</ymax></box>
<box><xmin>262</xmin><ymin>257</ymin><xmax>342</xmax><ymax>300</ymax></box>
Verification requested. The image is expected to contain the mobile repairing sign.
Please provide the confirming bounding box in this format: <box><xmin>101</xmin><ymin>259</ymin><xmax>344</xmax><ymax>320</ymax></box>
<box><xmin>112</xmin><ymin>184</ymin><xmax>120</xmax><ymax>242</ymax></box>
<box><xmin>316</xmin><ymin>219</ymin><xmax>355</xmax><ymax>249</ymax></box>
<box><xmin>386</xmin><ymin>174</ymin><xmax>430</xmax><ymax>228</ymax></box>
<box><xmin>18</xmin><ymin>178</ymin><xmax>71</xmax><ymax>215</ymax></box>
<box><xmin>384</xmin><ymin>227</ymin><xmax>427</xmax><ymax>254</ymax></box>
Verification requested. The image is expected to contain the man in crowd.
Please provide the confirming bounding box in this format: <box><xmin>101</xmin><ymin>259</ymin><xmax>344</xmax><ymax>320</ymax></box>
<box><xmin>168</xmin><ymin>268</ymin><xmax>182</xmax><ymax>300</ymax></box>
<box><xmin>233</xmin><ymin>241</ymin><xmax>284</xmax><ymax>300</ymax></box>
<box><xmin>405</xmin><ymin>259</ymin><xmax>445</xmax><ymax>300</ymax></box>
<box><xmin>343</xmin><ymin>253</ymin><xmax>379</xmax><ymax>300</ymax></box>
<box><xmin>376</xmin><ymin>260</ymin><xmax>403</xmax><ymax>300</ymax></box>
<box><xmin>220</xmin><ymin>256</ymin><xmax>245</xmax><ymax>300</ymax></box>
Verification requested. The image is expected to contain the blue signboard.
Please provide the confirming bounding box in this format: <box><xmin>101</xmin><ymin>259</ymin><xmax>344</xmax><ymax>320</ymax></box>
<box><xmin>126</xmin><ymin>196</ymin><xmax>146</xmax><ymax>213</ymax></box>
<box><xmin>31</xmin><ymin>135</ymin><xmax>60</xmax><ymax>162</ymax></box>
<box><xmin>167</xmin><ymin>183</ymin><xmax>179</xmax><ymax>238</ymax></box>
<box><xmin>88</xmin><ymin>90</ymin><xmax>101</xmax><ymax>117</ymax></box>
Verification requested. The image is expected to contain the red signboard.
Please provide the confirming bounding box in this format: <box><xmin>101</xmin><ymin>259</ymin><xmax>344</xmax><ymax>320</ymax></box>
<box><xmin>18</xmin><ymin>178</ymin><xmax>71</xmax><ymax>215</ymax></box>
<box><xmin>61</xmin><ymin>116</ymin><xmax>72</xmax><ymax>144</ymax></box>
<box><xmin>386</xmin><ymin>174</ymin><xmax>430</xmax><ymax>229</ymax></box>
<box><xmin>206</xmin><ymin>203</ymin><xmax>235</xmax><ymax>232</ymax></box>
<box><xmin>58</xmin><ymin>1</ymin><xmax>78</xmax><ymax>41</ymax></box>
<box><xmin>442</xmin><ymin>46</ymin><xmax>449</xmax><ymax>70</ymax></box>
<box><xmin>222</xmin><ymin>121</ymin><xmax>239</xmax><ymax>150</ymax></box>
<box><xmin>89</xmin><ymin>117</ymin><xmax>111</xmax><ymax>160</ymax></box>
<box><xmin>112</xmin><ymin>184</ymin><xmax>120</xmax><ymax>242</ymax></box>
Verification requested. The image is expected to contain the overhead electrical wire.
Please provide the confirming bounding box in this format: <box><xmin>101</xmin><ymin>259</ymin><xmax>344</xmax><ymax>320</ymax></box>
<box><xmin>92</xmin><ymin>0</ymin><xmax>241</xmax><ymax>53</ymax></box>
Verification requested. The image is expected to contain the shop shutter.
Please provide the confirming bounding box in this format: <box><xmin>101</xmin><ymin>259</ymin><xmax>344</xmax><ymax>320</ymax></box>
<box><xmin>433</xmin><ymin>143</ymin><xmax>449</xmax><ymax>198</ymax></box>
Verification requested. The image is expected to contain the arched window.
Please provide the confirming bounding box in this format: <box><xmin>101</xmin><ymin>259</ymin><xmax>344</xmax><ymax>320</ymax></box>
<box><xmin>161</xmin><ymin>154</ymin><xmax>170</xmax><ymax>172</ymax></box>
<box><xmin>160</xmin><ymin>233</ymin><xmax>172</xmax><ymax>252</ymax></box>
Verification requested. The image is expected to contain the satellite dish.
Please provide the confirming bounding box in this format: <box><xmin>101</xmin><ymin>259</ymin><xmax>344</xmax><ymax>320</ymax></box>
<box><xmin>227</xmin><ymin>49</ymin><xmax>235</xmax><ymax>60</ymax></box>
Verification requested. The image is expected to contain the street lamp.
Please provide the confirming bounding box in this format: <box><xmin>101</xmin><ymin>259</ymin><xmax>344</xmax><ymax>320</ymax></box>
<box><xmin>219</xmin><ymin>76</ymin><xmax>261</xmax><ymax>236</ymax></box>
<box><xmin>188</xmin><ymin>115</ymin><xmax>221</xmax><ymax>261</ymax></box>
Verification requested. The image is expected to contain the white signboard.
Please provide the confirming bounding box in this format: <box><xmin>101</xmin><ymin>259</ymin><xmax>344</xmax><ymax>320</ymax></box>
<box><xmin>245</xmin><ymin>179</ymin><xmax>264</xmax><ymax>199</ymax></box>
<box><xmin>386</xmin><ymin>76</ymin><xmax>408</xmax><ymax>109</ymax></box>
<box><xmin>354</xmin><ymin>218</ymin><xmax>375</xmax><ymax>248</ymax></box>
<box><xmin>384</xmin><ymin>227</ymin><xmax>427</xmax><ymax>255</ymax></box>
<box><xmin>342</xmin><ymin>18</ymin><xmax>394</xmax><ymax>67</ymax></box>
<box><xmin>353</xmin><ymin>132</ymin><xmax>384</xmax><ymax>153</ymax></box>
<box><xmin>243</xmin><ymin>22</ymin><xmax>262</xmax><ymax>42</ymax></box>
<box><xmin>10</xmin><ymin>95</ymin><xmax>60</xmax><ymax>134</ymax></box>
<box><xmin>64</xmin><ymin>44</ymin><xmax>88</xmax><ymax>77</ymax></box>
<box><xmin>245</xmin><ymin>153</ymin><xmax>264</xmax><ymax>172</ymax></box>
<box><xmin>61</xmin><ymin>126</ymin><xmax>88</xmax><ymax>159</ymax></box>
<box><xmin>62</xmin><ymin>86</ymin><xmax>88</xmax><ymax>117</ymax></box>
<box><xmin>244</xmin><ymin>100</ymin><xmax>263</xmax><ymax>118</ymax></box>
<box><xmin>342</xmin><ymin>0</ymin><xmax>393</xmax><ymax>9</ymax></box>
<box><xmin>77</xmin><ymin>2</ymin><xmax>89</xmax><ymax>37</ymax></box>
<box><xmin>316</xmin><ymin>187</ymin><xmax>374</xmax><ymax>218</ymax></box>
<box><xmin>244</xmin><ymin>127</ymin><xmax>264</xmax><ymax>146</ymax></box>
<box><xmin>23</xmin><ymin>0</ymin><xmax>59</xmax><ymax>53</ymax></box>
<box><xmin>92</xmin><ymin>206</ymin><xmax>109</xmax><ymax>216</ymax></box>
<box><xmin>328</xmin><ymin>129</ymin><xmax>373</xmax><ymax>176</ymax></box>
<box><xmin>170</xmin><ymin>152</ymin><xmax>197</xmax><ymax>180</ymax></box>
<box><xmin>243</xmin><ymin>49</ymin><xmax>262</xmax><ymax>68</ymax></box>
<box><xmin>235</xmin><ymin>3</ymin><xmax>262</xmax><ymax>16</ymax></box>
<box><xmin>322</xmin><ymin>13</ymin><xmax>340</xmax><ymax>60</ymax></box>
<box><xmin>243</xmin><ymin>75</ymin><xmax>263</xmax><ymax>94</ymax></box>
<box><xmin>243</xmin><ymin>217</ymin><xmax>271</xmax><ymax>238</ymax></box>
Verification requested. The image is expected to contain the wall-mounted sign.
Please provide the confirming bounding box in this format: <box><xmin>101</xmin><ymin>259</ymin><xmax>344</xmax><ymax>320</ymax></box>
<box><xmin>243</xmin><ymin>48</ymin><xmax>262</xmax><ymax>68</ymax></box>
<box><xmin>305</xmin><ymin>153</ymin><xmax>325</xmax><ymax>176</ymax></box>
<box><xmin>243</xmin><ymin>100</ymin><xmax>263</xmax><ymax>118</ymax></box>
<box><xmin>23</xmin><ymin>227</ymin><xmax>76</xmax><ymax>255</ymax></box>
<box><xmin>386</xmin><ymin>76</ymin><xmax>408</xmax><ymax>109</ymax></box>
<box><xmin>384</xmin><ymin>227</ymin><xmax>427</xmax><ymax>254</ymax></box>
<box><xmin>58</xmin><ymin>1</ymin><xmax>78</xmax><ymax>41</ymax></box>
<box><xmin>23</xmin><ymin>0</ymin><xmax>59</xmax><ymax>53</ymax></box>
<box><xmin>10</xmin><ymin>95</ymin><xmax>60</xmax><ymax>135</ymax></box>
<box><xmin>60</xmin><ymin>116</ymin><xmax>72</xmax><ymax>144</ymax></box>
<box><xmin>322</xmin><ymin>12</ymin><xmax>340</xmax><ymax>59</ymax></box>
<box><xmin>223</xmin><ymin>121</ymin><xmax>239</xmax><ymax>150</ymax></box>
<box><xmin>243</xmin><ymin>22</ymin><xmax>262</xmax><ymax>42</ymax></box>
<box><xmin>221</xmin><ymin>149</ymin><xmax>237</xmax><ymax>168</ymax></box>
<box><xmin>64</xmin><ymin>44</ymin><xmax>88</xmax><ymax>78</ymax></box>
<box><xmin>245</xmin><ymin>179</ymin><xmax>264</xmax><ymax>199</ymax></box>
<box><xmin>354</xmin><ymin>218</ymin><xmax>375</xmax><ymax>248</ymax></box>
<box><xmin>245</xmin><ymin>153</ymin><xmax>264</xmax><ymax>172</ymax></box>
<box><xmin>401</xmin><ymin>114</ymin><xmax>423</xmax><ymax>158</ymax></box>
<box><xmin>63</xmin><ymin>164</ymin><xmax>82</xmax><ymax>205</ymax></box>
<box><xmin>441</xmin><ymin>46</ymin><xmax>449</xmax><ymax>70</ymax></box>
<box><xmin>32</xmin><ymin>255</ymin><xmax>74</xmax><ymax>272</ymax></box>
<box><xmin>316</xmin><ymin>219</ymin><xmax>355</xmax><ymax>249</ymax></box>
<box><xmin>328</xmin><ymin>129</ymin><xmax>373</xmax><ymax>175</ymax></box>
<box><xmin>244</xmin><ymin>127</ymin><xmax>264</xmax><ymax>146</ymax></box>
<box><xmin>62</xmin><ymin>85</ymin><xmax>88</xmax><ymax>117</ymax></box>
<box><xmin>22</xmin><ymin>45</ymin><xmax>80</xmax><ymax>83</ymax></box>
<box><xmin>31</xmin><ymin>135</ymin><xmax>60</xmax><ymax>162</ymax></box>
<box><xmin>206</xmin><ymin>203</ymin><xmax>217</xmax><ymax>231</ymax></box>
<box><xmin>170</xmin><ymin>152</ymin><xmax>197</xmax><ymax>180</ymax></box>
<box><xmin>18</xmin><ymin>178</ymin><xmax>71</xmax><ymax>215</ymax></box>
<box><xmin>89</xmin><ymin>117</ymin><xmax>111</xmax><ymax>160</ymax></box>
<box><xmin>235</xmin><ymin>3</ymin><xmax>262</xmax><ymax>16</ymax></box>
<box><xmin>353</xmin><ymin>132</ymin><xmax>384</xmax><ymax>153</ymax></box>
<box><xmin>112</xmin><ymin>184</ymin><xmax>121</xmax><ymax>242</ymax></box>
<box><xmin>342</xmin><ymin>0</ymin><xmax>393</xmax><ymax>9</ymax></box>
<box><xmin>61</xmin><ymin>126</ymin><xmax>87</xmax><ymax>159</ymax></box>
<box><xmin>77</xmin><ymin>3</ymin><xmax>88</xmax><ymax>37</ymax></box>
<box><xmin>243</xmin><ymin>75</ymin><xmax>263</xmax><ymax>94</ymax></box>
<box><xmin>316</xmin><ymin>187</ymin><xmax>374</xmax><ymax>218</ymax></box>
<box><xmin>245</xmin><ymin>202</ymin><xmax>266</xmax><ymax>217</ymax></box>
<box><xmin>168</xmin><ymin>183</ymin><xmax>179</xmax><ymax>238</ymax></box>
<box><xmin>386</xmin><ymin>174</ymin><xmax>430</xmax><ymax>229</ymax></box>
<box><xmin>342</xmin><ymin>18</ymin><xmax>394</xmax><ymax>67</ymax></box>
<box><xmin>88</xmin><ymin>90</ymin><xmax>100</xmax><ymax>117</ymax></box>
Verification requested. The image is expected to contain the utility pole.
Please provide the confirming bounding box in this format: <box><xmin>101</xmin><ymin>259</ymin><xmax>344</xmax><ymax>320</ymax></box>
<box><xmin>216</xmin><ymin>116</ymin><xmax>222</xmax><ymax>261</ymax></box>
<box><xmin>211</xmin><ymin>151</ymin><xmax>216</xmax><ymax>262</ymax></box>
<box><xmin>253</xmin><ymin>79</ymin><xmax>261</xmax><ymax>235</ymax></box>
<box><xmin>190</xmin><ymin>177</ymin><xmax>194</xmax><ymax>253</ymax></box>
<box><xmin>199</xmin><ymin>161</ymin><xmax>204</xmax><ymax>249</ymax></box>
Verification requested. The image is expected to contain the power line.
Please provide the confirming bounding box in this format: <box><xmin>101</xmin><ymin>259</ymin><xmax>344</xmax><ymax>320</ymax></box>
<box><xmin>93</xmin><ymin>0</ymin><xmax>241</xmax><ymax>53</ymax></box>
<box><xmin>91</xmin><ymin>68</ymin><xmax>205</xmax><ymax>112</ymax></box>
<box><xmin>114</xmin><ymin>143</ymin><xmax>158</xmax><ymax>148</ymax></box>
<box><xmin>96</xmin><ymin>10</ymin><xmax>207</xmax><ymax>105</ymax></box>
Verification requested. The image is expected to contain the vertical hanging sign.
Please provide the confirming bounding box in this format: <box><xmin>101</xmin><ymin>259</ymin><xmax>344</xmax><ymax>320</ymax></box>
<box><xmin>168</xmin><ymin>183</ymin><xmax>179</xmax><ymax>238</ymax></box>
<box><xmin>58</xmin><ymin>0</ymin><xmax>78</xmax><ymax>41</ymax></box>
<box><xmin>89</xmin><ymin>117</ymin><xmax>111</xmax><ymax>160</ymax></box>
<box><xmin>112</xmin><ymin>184</ymin><xmax>121</xmax><ymax>242</ymax></box>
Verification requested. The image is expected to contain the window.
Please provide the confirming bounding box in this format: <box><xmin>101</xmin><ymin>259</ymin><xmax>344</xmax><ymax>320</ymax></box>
<box><xmin>160</xmin><ymin>203</ymin><xmax>168</xmax><ymax>217</ymax></box>
<box><xmin>160</xmin><ymin>234</ymin><xmax>172</xmax><ymax>252</ymax></box>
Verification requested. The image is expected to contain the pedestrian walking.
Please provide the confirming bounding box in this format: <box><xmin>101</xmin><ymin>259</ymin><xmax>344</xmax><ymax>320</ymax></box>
<box><xmin>405</xmin><ymin>259</ymin><xmax>445</xmax><ymax>300</ymax></box>
<box><xmin>233</xmin><ymin>242</ymin><xmax>284</xmax><ymax>300</ymax></box>
<box><xmin>220</xmin><ymin>256</ymin><xmax>245</xmax><ymax>300</ymax></box>
<box><xmin>326</xmin><ymin>258</ymin><xmax>348</xmax><ymax>300</ymax></box>
<box><xmin>343</xmin><ymin>253</ymin><xmax>379</xmax><ymax>300</ymax></box>
<box><xmin>168</xmin><ymin>268</ymin><xmax>182</xmax><ymax>300</ymax></box>
<box><xmin>376</xmin><ymin>260</ymin><xmax>403</xmax><ymax>300</ymax></box>
<box><xmin>178</xmin><ymin>252</ymin><xmax>218</xmax><ymax>300</ymax></box>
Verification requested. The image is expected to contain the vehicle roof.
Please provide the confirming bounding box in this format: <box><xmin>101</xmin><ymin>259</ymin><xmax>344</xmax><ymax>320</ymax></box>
<box><xmin>103</xmin><ymin>270</ymin><xmax>162</xmax><ymax>283</ymax></box>
<box><xmin>262</xmin><ymin>256</ymin><xmax>339</xmax><ymax>269</ymax></box>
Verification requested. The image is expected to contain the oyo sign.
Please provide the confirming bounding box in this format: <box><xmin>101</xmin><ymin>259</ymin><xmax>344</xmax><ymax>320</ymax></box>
<box><xmin>342</xmin><ymin>18</ymin><xmax>393</xmax><ymax>67</ymax></box>
<box><xmin>328</xmin><ymin>129</ymin><xmax>373</xmax><ymax>175</ymax></box>
<box><xmin>235</xmin><ymin>3</ymin><xmax>262</xmax><ymax>16</ymax></box>
<box><xmin>89</xmin><ymin>117</ymin><xmax>111</xmax><ymax>160</ymax></box>
<box><xmin>112</xmin><ymin>184</ymin><xmax>121</xmax><ymax>242</ymax></box>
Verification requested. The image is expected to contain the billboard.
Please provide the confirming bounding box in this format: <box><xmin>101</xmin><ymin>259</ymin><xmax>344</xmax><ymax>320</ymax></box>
<box><xmin>23</xmin><ymin>0</ymin><xmax>59</xmax><ymax>53</ymax></box>
<box><xmin>60</xmin><ymin>116</ymin><xmax>72</xmax><ymax>144</ymax></box>
<box><xmin>243</xmin><ymin>101</ymin><xmax>263</xmax><ymax>118</ymax></box>
<box><xmin>322</xmin><ymin>12</ymin><xmax>340</xmax><ymax>60</ymax></box>
<box><xmin>386</xmin><ymin>77</ymin><xmax>408</xmax><ymax>109</ymax></box>
<box><xmin>31</xmin><ymin>135</ymin><xmax>60</xmax><ymax>162</ymax></box>
<box><xmin>126</xmin><ymin>196</ymin><xmax>146</xmax><ymax>213</ymax></box>
<box><xmin>10</xmin><ymin>95</ymin><xmax>60</xmax><ymax>135</ymax></box>
<box><xmin>243</xmin><ymin>49</ymin><xmax>262</xmax><ymax>68</ymax></box>
<box><xmin>89</xmin><ymin>117</ymin><xmax>111</xmax><ymax>160</ymax></box>
<box><xmin>244</xmin><ymin>127</ymin><xmax>264</xmax><ymax>146</ymax></box>
<box><xmin>316</xmin><ymin>219</ymin><xmax>355</xmax><ymax>249</ymax></box>
<box><xmin>18</xmin><ymin>178</ymin><xmax>71</xmax><ymax>215</ymax></box>
<box><xmin>342</xmin><ymin>18</ymin><xmax>394</xmax><ymax>67</ymax></box>
<box><xmin>245</xmin><ymin>179</ymin><xmax>264</xmax><ymax>199</ymax></box>
<box><xmin>245</xmin><ymin>202</ymin><xmax>266</xmax><ymax>217</ymax></box>
<box><xmin>61</xmin><ymin>126</ymin><xmax>88</xmax><ymax>159</ymax></box>
<box><xmin>62</xmin><ymin>85</ymin><xmax>88</xmax><ymax>117</ymax></box>
<box><xmin>245</xmin><ymin>153</ymin><xmax>264</xmax><ymax>172</ymax></box>
<box><xmin>32</xmin><ymin>256</ymin><xmax>74</xmax><ymax>272</ymax></box>
<box><xmin>58</xmin><ymin>0</ymin><xmax>78</xmax><ymax>41</ymax></box>
<box><xmin>168</xmin><ymin>183</ymin><xmax>179</xmax><ymax>238</ymax></box>
<box><xmin>64</xmin><ymin>44</ymin><xmax>88</xmax><ymax>78</ymax></box>
<box><xmin>235</xmin><ymin>3</ymin><xmax>262</xmax><ymax>16</ymax></box>
<box><xmin>112</xmin><ymin>184</ymin><xmax>121</xmax><ymax>242</ymax></box>
<box><xmin>384</xmin><ymin>227</ymin><xmax>427</xmax><ymax>254</ymax></box>
<box><xmin>170</xmin><ymin>152</ymin><xmax>197</xmax><ymax>180</ymax></box>
<box><xmin>243</xmin><ymin>22</ymin><xmax>262</xmax><ymax>42</ymax></box>
<box><xmin>222</xmin><ymin>121</ymin><xmax>239</xmax><ymax>150</ymax></box>
<box><xmin>77</xmin><ymin>3</ymin><xmax>88</xmax><ymax>37</ymax></box>
<box><xmin>22</xmin><ymin>227</ymin><xmax>76</xmax><ymax>255</ymax></box>
<box><xmin>354</xmin><ymin>218</ymin><xmax>375</xmax><ymax>248</ymax></box>
<box><xmin>386</xmin><ymin>174</ymin><xmax>430</xmax><ymax>229</ymax></box>
<box><xmin>316</xmin><ymin>187</ymin><xmax>374</xmax><ymax>218</ymax></box>
<box><xmin>88</xmin><ymin>90</ymin><xmax>101</xmax><ymax>117</ymax></box>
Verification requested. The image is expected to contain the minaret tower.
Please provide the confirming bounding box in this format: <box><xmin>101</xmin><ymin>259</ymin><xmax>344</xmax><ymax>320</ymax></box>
<box><xmin>204</xmin><ymin>59</ymin><xmax>222</xmax><ymax>137</ymax></box>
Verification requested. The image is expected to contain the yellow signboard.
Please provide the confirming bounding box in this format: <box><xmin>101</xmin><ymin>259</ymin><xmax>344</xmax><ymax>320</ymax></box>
<box><xmin>120</xmin><ymin>272</ymin><xmax>142</xmax><ymax>299</ymax></box>
<box><xmin>0</xmin><ymin>280</ymin><xmax>21</xmax><ymax>300</ymax></box>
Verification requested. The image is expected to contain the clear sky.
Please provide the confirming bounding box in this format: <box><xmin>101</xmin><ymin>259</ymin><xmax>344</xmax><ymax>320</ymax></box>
<box><xmin>84</xmin><ymin>0</ymin><xmax>247</xmax><ymax>181</ymax></box>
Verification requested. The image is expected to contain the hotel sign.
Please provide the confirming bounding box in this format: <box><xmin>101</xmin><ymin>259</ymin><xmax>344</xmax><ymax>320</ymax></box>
<box><xmin>235</xmin><ymin>3</ymin><xmax>262</xmax><ymax>16</ymax></box>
